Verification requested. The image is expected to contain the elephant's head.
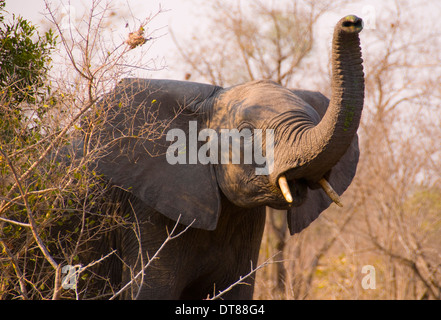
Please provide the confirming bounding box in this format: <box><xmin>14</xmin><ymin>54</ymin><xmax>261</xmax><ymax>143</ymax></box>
<box><xmin>95</xmin><ymin>15</ymin><xmax>364</xmax><ymax>234</ymax></box>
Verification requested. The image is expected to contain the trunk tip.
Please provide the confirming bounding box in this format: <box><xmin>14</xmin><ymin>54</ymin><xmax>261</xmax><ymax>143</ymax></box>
<box><xmin>338</xmin><ymin>15</ymin><xmax>363</xmax><ymax>33</ymax></box>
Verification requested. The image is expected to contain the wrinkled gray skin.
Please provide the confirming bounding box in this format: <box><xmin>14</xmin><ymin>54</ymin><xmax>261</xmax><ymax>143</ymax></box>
<box><xmin>88</xmin><ymin>16</ymin><xmax>364</xmax><ymax>299</ymax></box>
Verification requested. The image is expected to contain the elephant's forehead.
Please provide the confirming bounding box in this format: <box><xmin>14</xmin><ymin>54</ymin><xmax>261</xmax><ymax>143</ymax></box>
<box><xmin>223</xmin><ymin>81</ymin><xmax>314</xmax><ymax>121</ymax></box>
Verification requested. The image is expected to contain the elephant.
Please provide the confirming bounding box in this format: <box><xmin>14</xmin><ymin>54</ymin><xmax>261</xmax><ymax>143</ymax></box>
<box><xmin>81</xmin><ymin>15</ymin><xmax>364</xmax><ymax>299</ymax></box>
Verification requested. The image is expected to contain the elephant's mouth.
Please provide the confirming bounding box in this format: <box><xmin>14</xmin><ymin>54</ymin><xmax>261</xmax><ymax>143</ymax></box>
<box><xmin>277</xmin><ymin>172</ymin><xmax>343</xmax><ymax>207</ymax></box>
<box><xmin>274</xmin><ymin>176</ymin><xmax>308</xmax><ymax>208</ymax></box>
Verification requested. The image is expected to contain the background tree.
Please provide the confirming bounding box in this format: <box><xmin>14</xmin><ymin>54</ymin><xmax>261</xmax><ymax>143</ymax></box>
<box><xmin>351</xmin><ymin>1</ymin><xmax>441</xmax><ymax>299</ymax></box>
<box><xmin>0</xmin><ymin>0</ymin><xmax>56</xmax><ymax>147</ymax></box>
<box><xmin>173</xmin><ymin>0</ymin><xmax>334</xmax><ymax>87</ymax></box>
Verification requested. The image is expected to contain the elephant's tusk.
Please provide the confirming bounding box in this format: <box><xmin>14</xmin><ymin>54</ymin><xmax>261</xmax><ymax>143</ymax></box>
<box><xmin>318</xmin><ymin>178</ymin><xmax>343</xmax><ymax>207</ymax></box>
<box><xmin>278</xmin><ymin>175</ymin><xmax>293</xmax><ymax>203</ymax></box>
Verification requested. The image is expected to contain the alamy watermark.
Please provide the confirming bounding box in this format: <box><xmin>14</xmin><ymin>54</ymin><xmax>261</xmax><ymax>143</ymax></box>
<box><xmin>59</xmin><ymin>4</ymin><xmax>77</xmax><ymax>31</ymax></box>
<box><xmin>166</xmin><ymin>121</ymin><xmax>275</xmax><ymax>175</ymax></box>
<box><xmin>61</xmin><ymin>264</ymin><xmax>80</xmax><ymax>290</ymax></box>
<box><xmin>361</xmin><ymin>265</ymin><xmax>376</xmax><ymax>290</ymax></box>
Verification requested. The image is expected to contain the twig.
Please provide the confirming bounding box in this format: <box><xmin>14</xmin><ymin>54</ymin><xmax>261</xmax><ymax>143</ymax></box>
<box><xmin>128</xmin><ymin>199</ymin><xmax>145</xmax><ymax>300</ymax></box>
<box><xmin>109</xmin><ymin>216</ymin><xmax>193</xmax><ymax>300</ymax></box>
<box><xmin>0</xmin><ymin>148</ymin><xmax>61</xmax><ymax>299</ymax></box>
<box><xmin>0</xmin><ymin>100</ymin><xmax>96</xmax><ymax>210</ymax></box>
<box><xmin>58</xmin><ymin>249</ymin><xmax>117</xmax><ymax>300</ymax></box>
<box><xmin>0</xmin><ymin>217</ymin><xmax>31</xmax><ymax>228</ymax></box>
<box><xmin>0</xmin><ymin>240</ymin><xmax>29</xmax><ymax>300</ymax></box>
<box><xmin>0</xmin><ymin>188</ymin><xmax>58</xmax><ymax>217</ymax></box>
<box><xmin>208</xmin><ymin>253</ymin><xmax>280</xmax><ymax>300</ymax></box>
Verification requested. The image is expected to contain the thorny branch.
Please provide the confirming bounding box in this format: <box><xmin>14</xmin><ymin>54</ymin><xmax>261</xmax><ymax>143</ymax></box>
<box><xmin>109</xmin><ymin>216</ymin><xmax>194</xmax><ymax>300</ymax></box>
<box><xmin>208</xmin><ymin>253</ymin><xmax>281</xmax><ymax>300</ymax></box>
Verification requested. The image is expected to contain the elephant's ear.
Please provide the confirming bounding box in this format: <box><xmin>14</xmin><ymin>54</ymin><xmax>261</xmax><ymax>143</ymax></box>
<box><xmin>94</xmin><ymin>79</ymin><xmax>222</xmax><ymax>230</ymax></box>
<box><xmin>287</xmin><ymin>90</ymin><xmax>360</xmax><ymax>234</ymax></box>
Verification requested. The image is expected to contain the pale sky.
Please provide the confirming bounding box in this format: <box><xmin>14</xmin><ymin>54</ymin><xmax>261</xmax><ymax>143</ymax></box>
<box><xmin>5</xmin><ymin>0</ymin><xmax>206</xmax><ymax>79</ymax></box>
<box><xmin>4</xmin><ymin>0</ymin><xmax>441</xmax><ymax>81</ymax></box>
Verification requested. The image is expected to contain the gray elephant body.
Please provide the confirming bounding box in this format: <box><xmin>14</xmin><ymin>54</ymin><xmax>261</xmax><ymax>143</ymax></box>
<box><xmin>80</xmin><ymin>16</ymin><xmax>364</xmax><ymax>299</ymax></box>
<box><xmin>106</xmin><ymin>189</ymin><xmax>265</xmax><ymax>299</ymax></box>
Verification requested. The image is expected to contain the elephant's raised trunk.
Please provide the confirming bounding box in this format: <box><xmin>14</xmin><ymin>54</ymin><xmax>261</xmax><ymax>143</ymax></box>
<box><xmin>278</xmin><ymin>15</ymin><xmax>364</xmax><ymax>204</ymax></box>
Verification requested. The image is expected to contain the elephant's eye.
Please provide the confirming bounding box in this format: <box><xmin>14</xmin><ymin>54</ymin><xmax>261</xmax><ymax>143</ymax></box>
<box><xmin>238</xmin><ymin>122</ymin><xmax>255</xmax><ymax>133</ymax></box>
